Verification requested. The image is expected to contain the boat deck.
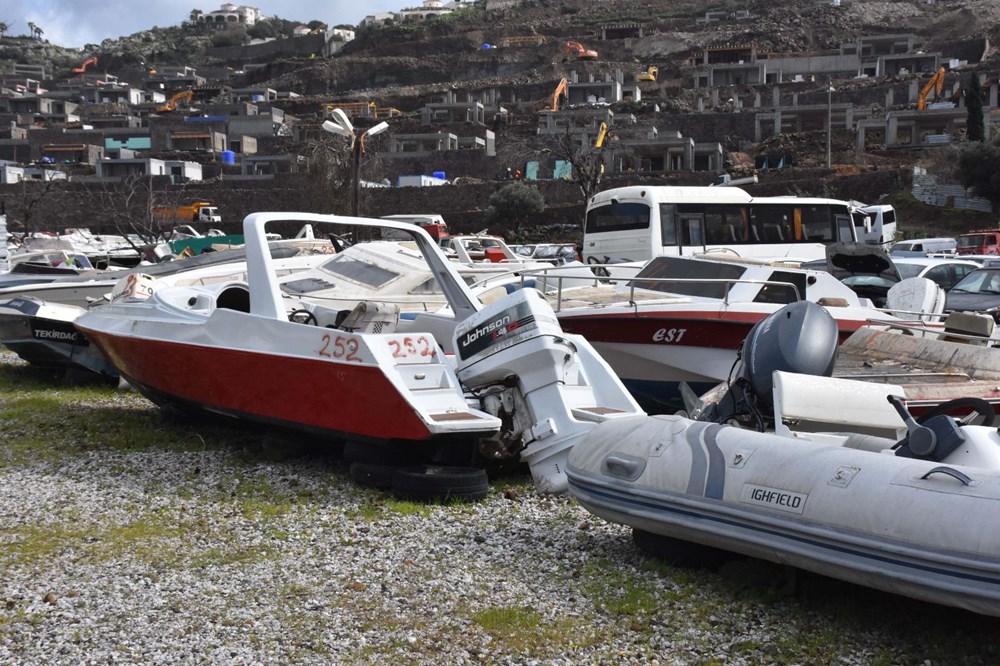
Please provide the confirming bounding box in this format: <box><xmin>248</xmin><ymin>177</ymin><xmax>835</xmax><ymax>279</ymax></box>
<box><xmin>833</xmin><ymin>327</ymin><xmax>1000</xmax><ymax>405</ymax></box>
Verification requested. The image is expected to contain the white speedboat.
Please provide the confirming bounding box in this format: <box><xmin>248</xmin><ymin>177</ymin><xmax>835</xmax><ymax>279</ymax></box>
<box><xmin>567</xmin><ymin>301</ymin><xmax>1000</xmax><ymax>616</ymax></box>
<box><xmin>75</xmin><ymin>213</ymin><xmax>643</xmax><ymax>493</ymax></box>
<box><xmin>552</xmin><ymin>253</ymin><xmax>915</xmax><ymax>412</ymax></box>
<box><xmin>0</xmin><ymin>235</ymin><xmax>334</xmax><ymax>309</ymax></box>
<box><xmin>0</xmin><ymin>296</ymin><xmax>117</xmax><ymax>380</ymax></box>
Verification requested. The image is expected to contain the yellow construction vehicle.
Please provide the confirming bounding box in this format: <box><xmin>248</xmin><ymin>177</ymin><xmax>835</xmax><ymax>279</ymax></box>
<box><xmin>563</xmin><ymin>41</ymin><xmax>598</xmax><ymax>61</ymax></box>
<box><xmin>326</xmin><ymin>102</ymin><xmax>377</xmax><ymax>118</ymax></box>
<box><xmin>594</xmin><ymin>121</ymin><xmax>609</xmax><ymax>148</ymax></box>
<box><xmin>638</xmin><ymin>66</ymin><xmax>658</xmax><ymax>82</ymax></box>
<box><xmin>499</xmin><ymin>35</ymin><xmax>547</xmax><ymax>48</ymax></box>
<box><xmin>548</xmin><ymin>78</ymin><xmax>568</xmax><ymax>111</ymax></box>
<box><xmin>917</xmin><ymin>66</ymin><xmax>946</xmax><ymax>110</ymax></box>
<box><xmin>157</xmin><ymin>89</ymin><xmax>193</xmax><ymax>112</ymax></box>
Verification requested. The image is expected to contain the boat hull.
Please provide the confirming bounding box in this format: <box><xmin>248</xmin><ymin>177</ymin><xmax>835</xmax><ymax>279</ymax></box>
<box><xmin>0</xmin><ymin>297</ymin><xmax>117</xmax><ymax>378</ymax></box>
<box><xmin>567</xmin><ymin>415</ymin><xmax>1000</xmax><ymax>616</ymax></box>
<box><xmin>78</xmin><ymin>305</ymin><xmax>498</xmax><ymax>445</ymax></box>
<box><xmin>558</xmin><ymin>307</ymin><xmax>865</xmax><ymax>412</ymax></box>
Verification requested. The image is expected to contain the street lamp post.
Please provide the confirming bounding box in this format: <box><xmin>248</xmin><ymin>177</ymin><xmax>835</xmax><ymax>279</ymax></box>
<box><xmin>826</xmin><ymin>77</ymin><xmax>833</xmax><ymax>169</ymax></box>
<box><xmin>322</xmin><ymin>110</ymin><xmax>389</xmax><ymax>216</ymax></box>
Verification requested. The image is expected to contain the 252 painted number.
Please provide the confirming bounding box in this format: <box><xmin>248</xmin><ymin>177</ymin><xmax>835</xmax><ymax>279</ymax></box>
<box><xmin>388</xmin><ymin>335</ymin><xmax>436</xmax><ymax>359</ymax></box>
<box><xmin>652</xmin><ymin>327</ymin><xmax>687</xmax><ymax>343</ymax></box>
<box><xmin>319</xmin><ymin>333</ymin><xmax>361</xmax><ymax>362</ymax></box>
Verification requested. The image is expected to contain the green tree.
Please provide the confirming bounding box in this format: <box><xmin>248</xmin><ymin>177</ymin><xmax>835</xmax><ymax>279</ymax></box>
<box><xmin>485</xmin><ymin>182</ymin><xmax>545</xmax><ymax>238</ymax></box>
<box><xmin>966</xmin><ymin>73</ymin><xmax>985</xmax><ymax>142</ymax></box>
<box><xmin>956</xmin><ymin>138</ymin><xmax>1000</xmax><ymax>214</ymax></box>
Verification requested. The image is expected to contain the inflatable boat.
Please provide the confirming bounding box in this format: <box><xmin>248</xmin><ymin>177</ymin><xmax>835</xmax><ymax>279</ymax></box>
<box><xmin>567</xmin><ymin>301</ymin><xmax>1000</xmax><ymax>616</ymax></box>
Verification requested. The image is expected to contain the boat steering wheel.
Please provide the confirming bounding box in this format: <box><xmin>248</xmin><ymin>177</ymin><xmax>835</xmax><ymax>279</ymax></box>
<box><xmin>289</xmin><ymin>309</ymin><xmax>318</xmax><ymax>326</ymax></box>
<box><xmin>916</xmin><ymin>397</ymin><xmax>995</xmax><ymax>428</ymax></box>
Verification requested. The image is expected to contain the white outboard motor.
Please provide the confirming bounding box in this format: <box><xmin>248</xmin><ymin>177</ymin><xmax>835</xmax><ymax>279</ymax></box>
<box><xmin>454</xmin><ymin>288</ymin><xmax>643</xmax><ymax>493</ymax></box>
<box><xmin>700</xmin><ymin>300</ymin><xmax>839</xmax><ymax>429</ymax></box>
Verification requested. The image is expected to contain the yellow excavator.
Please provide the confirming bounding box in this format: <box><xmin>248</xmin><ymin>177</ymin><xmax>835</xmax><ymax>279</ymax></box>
<box><xmin>637</xmin><ymin>66</ymin><xmax>658</xmax><ymax>82</ymax></box>
<box><xmin>917</xmin><ymin>66</ymin><xmax>946</xmax><ymax>110</ymax></box>
<box><xmin>157</xmin><ymin>89</ymin><xmax>194</xmax><ymax>112</ymax></box>
<box><xmin>549</xmin><ymin>78</ymin><xmax>569</xmax><ymax>111</ymax></box>
<box><xmin>594</xmin><ymin>121</ymin><xmax>609</xmax><ymax>148</ymax></box>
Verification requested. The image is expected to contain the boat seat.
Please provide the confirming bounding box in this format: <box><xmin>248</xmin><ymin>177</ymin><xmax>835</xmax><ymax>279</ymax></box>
<box><xmin>338</xmin><ymin>300</ymin><xmax>400</xmax><ymax>334</ymax></box>
<box><xmin>772</xmin><ymin>370</ymin><xmax>907</xmax><ymax>443</ymax></box>
<box><xmin>942</xmin><ymin>311</ymin><xmax>995</xmax><ymax>345</ymax></box>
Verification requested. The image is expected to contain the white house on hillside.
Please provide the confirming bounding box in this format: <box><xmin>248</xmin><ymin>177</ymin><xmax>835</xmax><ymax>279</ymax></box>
<box><xmin>190</xmin><ymin>4</ymin><xmax>262</xmax><ymax>28</ymax></box>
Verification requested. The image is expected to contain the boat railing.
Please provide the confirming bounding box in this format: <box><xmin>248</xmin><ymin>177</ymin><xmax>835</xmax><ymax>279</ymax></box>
<box><xmin>516</xmin><ymin>265</ymin><xmax>802</xmax><ymax>311</ymax></box>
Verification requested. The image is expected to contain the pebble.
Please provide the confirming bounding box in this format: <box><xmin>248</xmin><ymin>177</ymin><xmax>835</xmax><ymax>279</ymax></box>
<box><xmin>1</xmin><ymin>353</ymin><xmax>999</xmax><ymax>664</ymax></box>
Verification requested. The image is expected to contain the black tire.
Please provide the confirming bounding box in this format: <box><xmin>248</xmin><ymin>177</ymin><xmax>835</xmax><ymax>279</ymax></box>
<box><xmin>343</xmin><ymin>440</ymin><xmax>425</xmax><ymax>466</ymax></box>
<box><xmin>349</xmin><ymin>462</ymin><xmax>397</xmax><ymax>490</ymax></box>
<box><xmin>632</xmin><ymin>528</ymin><xmax>738</xmax><ymax>569</ymax></box>
<box><xmin>391</xmin><ymin>465</ymin><xmax>489</xmax><ymax>502</ymax></box>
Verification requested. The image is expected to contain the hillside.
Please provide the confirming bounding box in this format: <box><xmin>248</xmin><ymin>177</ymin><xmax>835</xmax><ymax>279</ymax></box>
<box><xmin>2</xmin><ymin>0</ymin><xmax>1000</xmax><ymax>237</ymax></box>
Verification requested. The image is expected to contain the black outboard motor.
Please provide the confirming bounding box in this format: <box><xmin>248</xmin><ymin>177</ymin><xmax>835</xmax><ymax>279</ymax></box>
<box><xmin>699</xmin><ymin>301</ymin><xmax>839</xmax><ymax>430</ymax></box>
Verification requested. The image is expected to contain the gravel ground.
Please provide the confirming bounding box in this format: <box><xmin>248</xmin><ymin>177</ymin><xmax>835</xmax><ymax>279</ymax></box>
<box><xmin>2</xmin><ymin>350</ymin><xmax>1000</xmax><ymax>665</ymax></box>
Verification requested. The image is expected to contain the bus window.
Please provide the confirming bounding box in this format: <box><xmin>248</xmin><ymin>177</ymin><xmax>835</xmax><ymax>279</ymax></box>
<box><xmin>750</xmin><ymin>205</ymin><xmax>794</xmax><ymax>243</ymax></box>
<box><xmin>800</xmin><ymin>205</ymin><xmax>836</xmax><ymax>241</ymax></box>
<box><xmin>585</xmin><ymin>201</ymin><xmax>650</xmax><ymax>233</ymax></box>
<box><xmin>837</xmin><ymin>215</ymin><xmax>854</xmax><ymax>242</ymax></box>
<box><xmin>658</xmin><ymin>203</ymin><xmax>677</xmax><ymax>245</ymax></box>
<box><xmin>684</xmin><ymin>217</ymin><xmax>703</xmax><ymax>245</ymax></box>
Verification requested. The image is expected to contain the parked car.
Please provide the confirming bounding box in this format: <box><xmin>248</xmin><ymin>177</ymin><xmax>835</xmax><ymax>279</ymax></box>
<box><xmin>945</xmin><ymin>267</ymin><xmax>1000</xmax><ymax>317</ymax></box>
<box><xmin>889</xmin><ymin>237</ymin><xmax>957</xmax><ymax>258</ymax></box>
<box><xmin>803</xmin><ymin>246</ymin><xmax>975</xmax><ymax>308</ymax></box>
<box><xmin>892</xmin><ymin>257</ymin><xmax>981</xmax><ymax>291</ymax></box>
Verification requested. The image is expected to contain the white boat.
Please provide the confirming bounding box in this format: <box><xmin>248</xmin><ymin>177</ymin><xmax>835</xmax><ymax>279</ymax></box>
<box><xmin>549</xmin><ymin>253</ymin><xmax>916</xmax><ymax>412</ymax></box>
<box><xmin>58</xmin><ymin>228</ymin><xmax>142</xmax><ymax>268</ymax></box>
<box><xmin>277</xmin><ymin>238</ymin><xmax>599</xmax><ymax>320</ymax></box>
<box><xmin>567</xmin><ymin>301</ymin><xmax>1000</xmax><ymax>616</ymax></box>
<box><xmin>75</xmin><ymin>213</ymin><xmax>643</xmax><ymax>493</ymax></box>
<box><xmin>0</xmin><ymin>235</ymin><xmax>334</xmax><ymax>309</ymax></box>
<box><xmin>0</xmin><ymin>296</ymin><xmax>117</xmax><ymax>380</ymax></box>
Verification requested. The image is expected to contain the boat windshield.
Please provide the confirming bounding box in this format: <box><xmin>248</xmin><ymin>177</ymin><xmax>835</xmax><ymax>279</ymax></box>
<box><xmin>631</xmin><ymin>256</ymin><xmax>747</xmax><ymax>299</ymax></box>
<box><xmin>318</xmin><ymin>257</ymin><xmax>400</xmax><ymax>288</ymax></box>
<box><xmin>630</xmin><ymin>257</ymin><xmax>805</xmax><ymax>303</ymax></box>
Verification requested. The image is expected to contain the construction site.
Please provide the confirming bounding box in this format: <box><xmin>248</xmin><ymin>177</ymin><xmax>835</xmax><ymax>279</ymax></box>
<box><xmin>2</xmin><ymin>0</ymin><xmax>1000</xmax><ymax>237</ymax></box>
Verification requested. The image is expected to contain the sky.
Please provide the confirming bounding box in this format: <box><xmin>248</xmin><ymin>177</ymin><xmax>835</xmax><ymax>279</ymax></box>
<box><xmin>3</xmin><ymin>0</ymin><xmax>402</xmax><ymax>49</ymax></box>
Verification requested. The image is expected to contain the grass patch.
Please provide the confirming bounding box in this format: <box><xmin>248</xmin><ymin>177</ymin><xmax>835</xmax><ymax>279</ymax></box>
<box><xmin>0</xmin><ymin>509</ymin><xmax>276</xmax><ymax>571</ymax></box>
<box><xmin>581</xmin><ymin>558</ymin><xmax>664</xmax><ymax>618</ymax></box>
<box><xmin>469</xmin><ymin>603</ymin><xmax>595</xmax><ymax>656</ymax></box>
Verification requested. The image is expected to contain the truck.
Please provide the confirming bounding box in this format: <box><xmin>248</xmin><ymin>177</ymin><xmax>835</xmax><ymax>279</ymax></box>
<box><xmin>956</xmin><ymin>229</ymin><xmax>1000</xmax><ymax>256</ymax></box>
<box><xmin>379</xmin><ymin>214</ymin><xmax>450</xmax><ymax>244</ymax></box>
<box><xmin>152</xmin><ymin>201</ymin><xmax>221</xmax><ymax>225</ymax></box>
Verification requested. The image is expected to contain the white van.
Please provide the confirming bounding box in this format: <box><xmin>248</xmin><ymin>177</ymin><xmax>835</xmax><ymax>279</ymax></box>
<box><xmin>888</xmin><ymin>237</ymin><xmax>956</xmax><ymax>258</ymax></box>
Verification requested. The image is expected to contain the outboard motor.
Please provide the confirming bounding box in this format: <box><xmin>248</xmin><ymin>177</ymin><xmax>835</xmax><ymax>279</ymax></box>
<box><xmin>453</xmin><ymin>288</ymin><xmax>643</xmax><ymax>493</ymax></box>
<box><xmin>699</xmin><ymin>301</ymin><xmax>839</xmax><ymax>430</ymax></box>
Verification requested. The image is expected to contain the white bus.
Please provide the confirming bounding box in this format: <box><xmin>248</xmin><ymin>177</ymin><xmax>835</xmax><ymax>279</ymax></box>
<box><xmin>582</xmin><ymin>186</ymin><xmax>864</xmax><ymax>264</ymax></box>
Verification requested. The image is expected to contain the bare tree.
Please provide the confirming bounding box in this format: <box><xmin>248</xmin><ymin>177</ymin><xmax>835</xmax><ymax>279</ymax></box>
<box><xmin>8</xmin><ymin>176</ymin><xmax>60</xmax><ymax>239</ymax></box>
<box><xmin>497</xmin><ymin>118</ymin><xmax>622</xmax><ymax>211</ymax></box>
<box><xmin>79</xmin><ymin>174</ymin><xmax>190</xmax><ymax>253</ymax></box>
<box><xmin>0</xmin><ymin>22</ymin><xmax>10</xmax><ymax>39</ymax></box>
